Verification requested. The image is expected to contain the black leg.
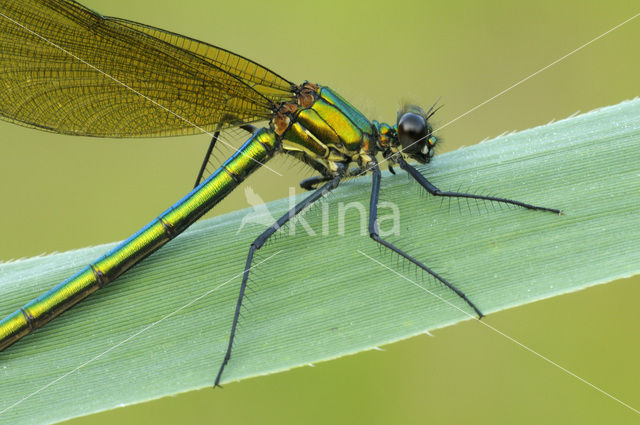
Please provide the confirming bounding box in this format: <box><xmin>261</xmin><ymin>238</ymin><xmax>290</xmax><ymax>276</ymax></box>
<box><xmin>299</xmin><ymin>167</ymin><xmax>363</xmax><ymax>191</ymax></box>
<box><xmin>194</xmin><ymin>130</ymin><xmax>220</xmax><ymax>189</ymax></box>
<box><xmin>367</xmin><ymin>160</ymin><xmax>484</xmax><ymax>317</ymax></box>
<box><xmin>299</xmin><ymin>175</ymin><xmax>332</xmax><ymax>190</ymax></box>
<box><xmin>397</xmin><ymin>157</ymin><xmax>562</xmax><ymax>214</ymax></box>
<box><xmin>215</xmin><ymin>168</ymin><xmax>345</xmax><ymax>387</ymax></box>
<box><xmin>194</xmin><ymin>124</ymin><xmax>258</xmax><ymax>189</ymax></box>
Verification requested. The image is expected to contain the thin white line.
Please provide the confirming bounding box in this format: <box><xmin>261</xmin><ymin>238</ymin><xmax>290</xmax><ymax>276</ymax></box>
<box><xmin>0</xmin><ymin>5</ymin><xmax>636</xmax><ymax>417</ymax></box>
<box><xmin>435</xmin><ymin>11</ymin><xmax>640</xmax><ymax>134</ymax></box>
<box><xmin>0</xmin><ymin>250</ymin><xmax>283</xmax><ymax>416</ymax></box>
<box><xmin>357</xmin><ymin>250</ymin><xmax>640</xmax><ymax>416</ymax></box>
<box><xmin>0</xmin><ymin>11</ymin><xmax>283</xmax><ymax>177</ymax></box>
<box><xmin>369</xmin><ymin>11</ymin><xmax>640</xmax><ymax>174</ymax></box>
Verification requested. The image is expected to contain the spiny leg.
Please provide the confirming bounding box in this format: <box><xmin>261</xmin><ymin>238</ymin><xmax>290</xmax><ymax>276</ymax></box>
<box><xmin>367</xmin><ymin>160</ymin><xmax>484</xmax><ymax>317</ymax></box>
<box><xmin>396</xmin><ymin>157</ymin><xmax>562</xmax><ymax>214</ymax></box>
<box><xmin>194</xmin><ymin>124</ymin><xmax>258</xmax><ymax>189</ymax></box>
<box><xmin>215</xmin><ymin>167</ymin><xmax>345</xmax><ymax>387</ymax></box>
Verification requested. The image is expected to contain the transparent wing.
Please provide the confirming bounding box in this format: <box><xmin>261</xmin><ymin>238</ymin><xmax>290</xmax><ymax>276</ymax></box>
<box><xmin>193</xmin><ymin>124</ymin><xmax>263</xmax><ymax>187</ymax></box>
<box><xmin>0</xmin><ymin>0</ymin><xmax>294</xmax><ymax>137</ymax></box>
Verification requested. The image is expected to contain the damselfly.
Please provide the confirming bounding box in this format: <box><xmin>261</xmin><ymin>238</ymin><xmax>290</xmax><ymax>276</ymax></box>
<box><xmin>0</xmin><ymin>0</ymin><xmax>560</xmax><ymax>386</ymax></box>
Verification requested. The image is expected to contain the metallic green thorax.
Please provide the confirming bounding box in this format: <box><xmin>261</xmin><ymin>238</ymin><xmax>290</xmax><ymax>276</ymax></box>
<box><xmin>0</xmin><ymin>82</ymin><xmax>391</xmax><ymax>351</ymax></box>
<box><xmin>0</xmin><ymin>128</ymin><xmax>278</xmax><ymax>350</ymax></box>
<box><xmin>280</xmin><ymin>86</ymin><xmax>378</xmax><ymax>175</ymax></box>
<box><xmin>1</xmin><ymin>0</ymin><xmax>444</xmax><ymax>361</ymax></box>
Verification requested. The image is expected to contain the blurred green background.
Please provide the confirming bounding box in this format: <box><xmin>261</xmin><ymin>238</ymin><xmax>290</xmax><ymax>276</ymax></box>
<box><xmin>1</xmin><ymin>0</ymin><xmax>639</xmax><ymax>424</ymax></box>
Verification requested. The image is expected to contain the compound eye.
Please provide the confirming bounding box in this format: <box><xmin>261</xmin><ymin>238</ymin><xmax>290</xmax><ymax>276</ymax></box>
<box><xmin>397</xmin><ymin>112</ymin><xmax>427</xmax><ymax>152</ymax></box>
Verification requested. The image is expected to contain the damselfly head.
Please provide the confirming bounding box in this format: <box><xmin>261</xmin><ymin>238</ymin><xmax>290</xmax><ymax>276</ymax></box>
<box><xmin>395</xmin><ymin>105</ymin><xmax>436</xmax><ymax>164</ymax></box>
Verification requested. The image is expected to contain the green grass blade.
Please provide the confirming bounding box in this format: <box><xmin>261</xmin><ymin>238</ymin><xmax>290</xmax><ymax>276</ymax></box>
<box><xmin>1</xmin><ymin>99</ymin><xmax>639</xmax><ymax>425</ymax></box>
